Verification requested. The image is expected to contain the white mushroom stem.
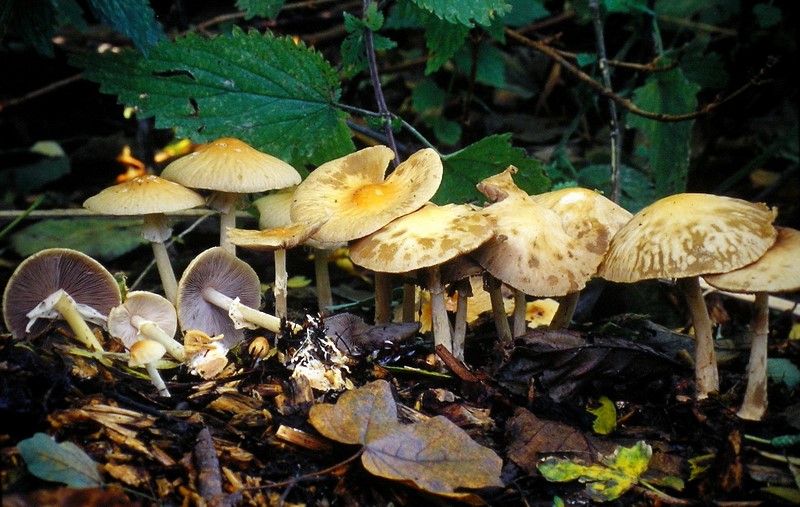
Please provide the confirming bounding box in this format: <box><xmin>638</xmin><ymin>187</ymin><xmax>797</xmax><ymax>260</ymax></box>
<box><xmin>452</xmin><ymin>289</ymin><xmax>469</xmax><ymax>361</ymax></box>
<box><xmin>737</xmin><ymin>292</ymin><xmax>769</xmax><ymax>421</ymax></box>
<box><xmin>201</xmin><ymin>287</ymin><xmax>302</xmax><ymax>334</ymax></box>
<box><xmin>313</xmin><ymin>247</ymin><xmax>333</xmax><ymax>314</ymax></box>
<box><xmin>274</xmin><ymin>249</ymin><xmax>288</xmax><ymax>320</ymax></box>
<box><xmin>207</xmin><ymin>191</ymin><xmax>240</xmax><ymax>255</ymax></box>
<box><xmin>513</xmin><ymin>289</ymin><xmax>527</xmax><ymax>337</ymax></box>
<box><xmin>145</xmin><ymin>362</ymin><xmax>170</xmax><ymax>397</ymax></box>
<box><xmin>53</xmin><ymin>292</ymin><xmax>105</xmax><ymax>352</ymax></box>
<box><xmin>142</xmin><ymin>214</ymin><xmax>178</xmax><ymax>304</ymax></box>
<box><xmin>428</xmin><ymin>268</ymin><xmax>452</xmax><ymax>353</ymax></box>
<box><xmin>550</xmin><ymin>292</ymin><xmax>580</xmax><ymax>329</ymax></box>
<box><xmin>678</xmin><ymin>276</ymin><xmax>719</xmax><ymax>399</ymax></box>
<box><xmin>485</xmin><ymin>275</ymin><xmax>512</xmax><ymax>343</ymax></box>
<box><xmin>129</xmin><ymin>316</ymin><xmax>186</xmax><ymax>362</ymax></box>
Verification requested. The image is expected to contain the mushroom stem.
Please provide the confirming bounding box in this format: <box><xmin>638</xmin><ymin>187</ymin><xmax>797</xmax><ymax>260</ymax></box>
<box><xmin>513</xmin><ymin>289</ymin><xmax>527</xmax><ymax>337</ymax></box>
<box><xmin>402</xmin><ymin>282</ymin><xmax>417</xmax><ymax>323</ymax></box>
<box><xmin>485</xmin><ymin>275</ymin><xmax>512</xmax><ymax>343</ymax></box>
<box><xmin>313</xmin><ymin>247</ymin><xmax>333</xmax><ymax>315</ymax></box>
<box><xmin>151</xmin><ymin>241</ymin><xmax>178</xmax><ymax>304</ymax></box>
<box><xmin>207</xmin><ymin>191</ymin><xmax>240</xmax><ymax>255</ymax></box>
<box><xmin>201</xmin><ymin>287</ymin><xmax>302</xmax><ymax>334</ymax></box>
<box><xmin>550</xmin><ymin>292</ymin><xmax>580</xmax><ymax>329</ymax></box>
<box><xmin>374</xmin><ymin>272</ymin><xmax>393</xmax><ymax>324</ymax></box>
<box><xmin>130</xmin><ymin>316</ymin><xmax>186</xmax><ymax>362</ymax></box>
<box><xmin>428</xmin><ymin>267</ymin><xmax>452</xmax><ymax>352</ymax></box>
<box><xmin>53</xmin><ymin>292</ymin><xmax>105</xmax><ymax>352</ymax></box>
<box><xmin>452</xmin><ymin>289</ymin><xmax>468</xmax><ymax>361</ymax></box>
<box><xmin>678</xmin><ymin>276</ymin><xmax>719</xmax><ymax>399</ymax></box>
<box><xmin>737</xmin><ymin>292</ymin><xmax>769</xmax><ymax>421</ymax></box>
<box><xmin>274</xmin><ymin>249</ymin><xmax>288</xmax><ymax>319</ymax></box>
<box><xmin>145</xmin><ymin>362</ymin><xmax>171</xmax><ymax>397</ymax></box>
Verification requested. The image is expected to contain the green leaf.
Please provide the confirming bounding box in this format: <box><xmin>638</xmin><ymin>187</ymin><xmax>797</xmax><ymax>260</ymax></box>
<box><xmin>604</xmin><ymin>0</ymin><xmax>651</xmax><ymax>14</ymax></box>
<box><xmin>767</xmin><ymin>358</ymin><xmax>800</xmax><ymax>389</ymax></box>
<box><xmin>627</xmin><ymin>67</ymin><xmax>699</xmax><ymax>197</ymax></box>
<box><xmin>410</xmin><ymin>0</ymin><xmax>511</xmax><ymax>27</ymax></box>
<box><xmin>1</xmin><ymin>141</ymin><xmax>70</xmax><ymax>193</ymax></box>
<box><xmin>4</xmin><ymin>0</ymin><xmax>60</xmax><ymax>56</ymax></box>
<box><xmin>236</xmin><ymin>0</ymin><xmax>286</xmax><ymax>20</ymax></box>
<box><xmin>17</xmin><ymin>433</ymin><xmax>102</xmax><ymax>489</ymax></box>
<box><xmin>503</xmin><ymin>0</ymin><xmax>550</xmax><ymax>27</ymax></box>
<box><xmin>412</xmin><ymin>79</ymin><xmax>447</xmax><ymax>111</ymax></box>
<box><xmin>432</xmin><ymin>117</ymin><xmax>462</xmax><ymax>146</ymax></box>
<box><xmin>424</xmin><ymin>15</ymin><xmax>470</xmax><ymax>74</ymax></box>
<box><xmin>71</xmin><ymin>28</ymin><xmax>354</xmax><ymax>168</ymax></box>
<box><xmin>587</xmin><ymin>396</ymin><xmax>617</xmax><ymax>435</ymax></box>
<box><xmin>87</xmin><ymin>0</ymin><xmax>165</xmax><ymax>56</ymax></box>
<box><xmin>10</xmin><ymin>219</ymin><xmax>147</xmax><ymax>260</ymax></box>
<box><xmin>577</xmin><ymin>164</ymin><xmax>656</xmax><ymax>212</ymax></box>
<box><xmin>437</xmin><ymin>134</ymin><xmax>550</xmax><ymax>204</ymax></box>
<box><xmin>753</xmin><ymin>3</ymin><xmax>782</xmax><ymax>28</ymax></box>
<box><xmin>454</xmin><ymin>41</ymin><xmax>506</xmax><ymax>88</ymax></box>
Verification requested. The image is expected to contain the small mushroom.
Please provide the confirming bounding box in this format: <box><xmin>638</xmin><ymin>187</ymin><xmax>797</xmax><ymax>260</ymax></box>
<box><xmin>704</xmin><ymin>226</ymin><xmax>800</xmax><ymax>420</ymax></box>
<box><xmin>129</xmin><ymin>339</ymin><xmax>170</xmax><ymax>397</ymax></box>
<box><xmin>83</xmin><ymin>175</ymin><xmax>205</xmax><ymax>304</ymax></box>
<box><xmin>3</xmin><ymin>248</ymin><xmax>121</xmax><ymax>352</ymax></box>
<box><xmin>107</xmin><ymin>291</ymin><xmax>185</xmax><ymax>362</ymax></box>
<box><xmin>598</xmin><ymin>193</ymin><xmax>778</xmax><ymax>399</ymax></box>
<box><xmin>161</xmin><ymin>138</ymin><xmax>301</xmax><ymax>255</ymax></box>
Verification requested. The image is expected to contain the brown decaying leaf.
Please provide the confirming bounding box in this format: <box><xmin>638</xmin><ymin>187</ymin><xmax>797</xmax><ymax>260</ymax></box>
<box><xmin>309</xmin><ymin>380</ymin><xmax>503</xmax><ymax>494</ymax></box>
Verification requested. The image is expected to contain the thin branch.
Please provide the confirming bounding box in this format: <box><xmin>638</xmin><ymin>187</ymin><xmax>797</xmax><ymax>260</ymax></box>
<box><xmin>0</xmin><ymin>74</ymin><xmax>84</xmax><ymax>112</ymax></box>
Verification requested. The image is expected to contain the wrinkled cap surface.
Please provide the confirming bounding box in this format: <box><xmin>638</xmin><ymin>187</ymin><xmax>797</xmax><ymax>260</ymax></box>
<box><xmin>83</xmin><ymin>175</ymin><xmax>205</xmax><ymax>215</ymax></box>
<box><xmin>161</xmin><ymin>137</ymin><xmax>301</xmax><ymax>193</ymax></box>
<box><xmin>2</xmin><ymin>248</ymin><xmax>121</xmax><ymax>339</ymax></box>
<box><xmin>349</xmin><ymin>203</ymin><xmax>493</xmax><ymax>273</ymax></box>
<box><xmin>290</xmin><ymin>146</ymin><xmax>443</xmax><ymax>243</ymax></box>
<box><xmin>176</xmin><ymin>247</ymin><xmax>261</xmax><ymax>348</ymax></box>
<box><xmin>108</xmin><ymin>291</ymin><xmax>178</xmax><ymax>349</ymax></box>
<box><xmin>472</xmin><ymin>198</ymin><xmax>599</xmax><ymax>297</ymax></box>
<box><xmin>598</xmin><ymin>193</ymin><xmax>778</xmax><ymax>283</ymax></box>
<box><xmin>704</xmin><ymin>227</ymin><xmax>800</xmax><ymax>294</ymax></box>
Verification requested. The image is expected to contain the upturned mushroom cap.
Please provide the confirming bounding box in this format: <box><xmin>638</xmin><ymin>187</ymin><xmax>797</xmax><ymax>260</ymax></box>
<box><xmin>83</xmin><ymin>175</ymin><xmax>205</xmax><ymax>215</ymax></box>
<box><xmin>161</xmin><ymin>137</ymin><xmax>301</xmax><ymax>193</ymax></box>
<box><xmin>3</xmin><ymin>248</ymin><xmax>121</xmax><ymax>339</ymax></box>
<box><xmin>349</xmin><ymin>203</ymin><xmax>493</xmax><ymax>273</ymax></box>
<box><xmin>129</xmin><ymin>339</ymin><xmax>167</xmax><ymax>367</ymax></box>
<box><xmin>176</xmin><ymin>247</ymin><xmax>261</xmax><ymax>348</ymax></box>
<box><xmin>598</xmin><ymin>193</ymin><xmax>778</xmax><ymax>283</ymax></box>
<box><xmin>290</xmin><ymin>146</ymin><xmax>443</xmax><ymax>243</ymax></box>
<box><xmin>704</xmin><ymin>227</ymin><xmax>800</xmax><ymax>294</ymax></box>
<box><xmin>475</xmin><ymin>166</ymin><xmax>531</xmax><ymax>202</ymax></box>
<box><xmin>227</xmin><ymin>218</ymin><xmax>329</xmax><ymax>251</ymax></box>
<box><xmin>107</xmin><ymin>291</ymin><xmax>179</xmax><ymax>349</ymax></box>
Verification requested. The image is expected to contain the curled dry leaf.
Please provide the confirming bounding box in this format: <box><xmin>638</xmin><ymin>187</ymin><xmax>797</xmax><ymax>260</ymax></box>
<box><xmin>308</xmin><ymin>380</ymin><xmax>503</xmax><ymax>496</ymax></box>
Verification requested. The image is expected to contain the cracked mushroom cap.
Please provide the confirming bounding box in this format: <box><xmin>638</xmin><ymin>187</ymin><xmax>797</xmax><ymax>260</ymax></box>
<box><xmin>598</xmin><ymin>193</ymin><xmax>778</xmax><ymax>283</ymax></box>
<box><xmin>107</xmin><ymin>291</ymin><xmax>178</xmax><ymax>349</ymax></box>
<box><xmin>161</xmin><ymin>137</ymin><xmax>301</xmax><ymax>193</ymax></box>
<box><xmin>83</xmin><ymin>175</ymin><xmax>205</xmax><ymax>215</ymax></box>
<box><xmin>2</xmin><ymin>248</ymin><xmax>121</xmax><ymax>339</ymax></box>
<box><xmin>349</xmin><ymin>203</ymin><xmax>493</xmax><ymax>273</ymax></box>
<box><xmin>704</xmin><ymin>227</ymin><xmax>800</xmax><ymax>294</ymax></box>
<box><xmin>290</xmin><ymin>146</ymin><xmax>443</xmax><ymax>243</ymax></box>
<box><xmin>176</xmin><ymin>247</ymin><xmax>261</xmax><ymax>347</ymax></box>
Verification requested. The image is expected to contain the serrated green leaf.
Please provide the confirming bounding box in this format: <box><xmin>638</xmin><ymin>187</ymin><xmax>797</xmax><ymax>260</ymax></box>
<box><xmin>237</xmin><ymin>0</ymin><xmax>286</xmax><ymax>20</ymax></box>
<box><xmin>424</xmin><ymin>15</ymin><xmax>470</xmax><ymax>74</ymax></box>
<box><xmin>411</xmin><ymin>0</ymin><xmax>511</xmax><ymax>27</ymax></box>
<box><xmin>71</xmin><ymin>28</ymin><xmax>354</xmax><ymax>168</ymax></box>
<box><xmin>437</xmin><ymin>134</ymin><xmax>550</xmax><ymax>204</ymax></box>
<box><xmin>628</xmin><ymin>68</ymin><xmax>699</xmax><ymax>197</ymax></box>
<box><xmin>87</xmin><ymin>0</ymin><xmax>164</xmax><ymax>55</ymax></box>
<box><xmin>11</xmin><ymin>219</ymin><xmax>147</xmax><ymax>260</ymax></box>
<box><xmin>18</xmin><ymin>433</ymin><xmax>102</xmax><ymax>489</ymax></box>
<box><xmin>587</xmin><ymin>396</ymin><xmax>617</xmax><ymax>435</ymax></box>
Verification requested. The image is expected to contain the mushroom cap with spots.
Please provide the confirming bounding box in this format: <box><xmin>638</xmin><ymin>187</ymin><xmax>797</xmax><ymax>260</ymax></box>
<box><xmin>107</xmin><ymin>291</ymin><xmax>179</xmax><ymax>349</ymax></box>
<box><xmin>176</xmin><ymin>247</ymin><xmax>262</xmax><ymax>348</ymax></box>
<box><xmin>83</xmin><ymin>175</ymin><xmax>205</xmax><ymax>215</ymax></box>
<box><xmin>349</xmin><ymin>203</ymin><xmax>494</xmax><ymax>273</ymax></box>
<box><xmin>161</xmin><ymin>137</ymin><xmax>301</xmax><ymax>194</ymax></box>
<box><xmin>2</xmin><ymin>248</ymin><xmax>122</xmax><ymax>340</ymax></box>
<box><xmin>290</xmin><ymin>146</ymin><xmax>443</xmax><ymax>244</ymax></box>
<box><xmin>598</xmin><ymin>193</ymin><xmax>778</xmax><ymax>283</ymax></box>
<box><xmin>704</xmin><ymin>227</ymin><xmax>800</xmax><ymax>294</ymax></box>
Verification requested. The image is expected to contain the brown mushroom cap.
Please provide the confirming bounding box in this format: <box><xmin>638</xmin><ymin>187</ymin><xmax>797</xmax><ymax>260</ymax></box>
<box><xmin>176</xmin><ymin>247</ymin><xmax>261</xmax><ymax>348</ymax></box>
<box><xmin>227</xmin><ymin>218</ymin><xmax>328</xmax><ymax>251</ymax></box>
<box><xmin>83</xmin><ymin>175</ymin><xmax>205</xmax><ymax>215</ymax></box>
<box><xmin>107</xmin><ymin>291</ymin><xmax>179</xmax><ymax>349</ymax></box>
<box><xmin>704</xmin><ymin>227</ymin><xmax>800</xmax><ymax>294</ymax></box>
<box><xmin>598</xmin><ymin>193</ymin><xmax>778</xmax><ymax>283</ymax></box>
<box><xmin>2</xmin><ymin>248</ymin><xmax>121</xmax><ymax>339</ymax></box>
<box><xmin>290</xmin><ymin>146</ymin><xmax>443</xmax><ymax>243</ymax></box>
<box><xmin>350</xmin><ymin>203</ymin><xmax>493</xmax><ymax>273</ymax></box>
<box><xmin>161</xmin><ymin>138</ymin><xmax>301</xmax><ymax>194</ymax></box>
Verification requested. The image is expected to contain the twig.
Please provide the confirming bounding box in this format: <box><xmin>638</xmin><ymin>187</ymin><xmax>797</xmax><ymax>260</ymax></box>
<box><xmin>0</xmin><ymin>195</ymin><xmax>45</xmax><ymax>241</ymax></box>
<box><xmin>0</xmin><ymin>74</ymin><xmax>84</xmax><ymax>112</ymax></box>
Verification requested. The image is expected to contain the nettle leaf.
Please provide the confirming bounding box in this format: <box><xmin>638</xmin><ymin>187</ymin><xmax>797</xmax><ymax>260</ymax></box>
<box><xmin>87</xmin><ymin>0</ymin><xmax>165</xmax><ymax>55</ymax></box>
<box><xmin>424</xmin><ymin>15</ymin><xmax>470</xmax><ymax>74</ymax></box>
<box><xmin>436</xmin><ymin>134</ymin><xmax>550</xmax><ymax>204</ymax></box>
<box><xmin>341</xmin><ymin>9</ymin><xmax>397</xmax><ymax>78</ymax></box>
<box><xmin>410</xmin><ymin>0</ymin><xmax>511</xmax><ymax>27</ymax></box>
<box><xmin>18</xmin><ymin>433</ymin><xmax>102</xmax><ymax>489</ymax></box>
<box><xmin>71</xmin><ymin>28</ymin><xmax>354</xmax><ymax>168</ymax></box>
<box><xmin>236</xmin><ymin>0</ymin><xmax>286</xmax><ymax>20</ymax></box>
<box><xmin>11</xmin><ymin>218</ymin><xmax>147</xmax><ymax>260</ymax></box>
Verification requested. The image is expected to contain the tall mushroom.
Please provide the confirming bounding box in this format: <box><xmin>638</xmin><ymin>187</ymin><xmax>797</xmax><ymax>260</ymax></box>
<box><xmin>3</xmin><ymin>248</ymin><xmax>121</xmax><ymax>352</ymax></box>
<box><xmin>597</xmin><ymin>193</ymin><xmax>778</xmax><ymax>399</ymax></box>
<box><xmin>704</xmin><ymin>226</ymin><xmax>800</xmax><ymax>419</ymax></box>
<box><xmin>107</xmin><ymin>291</ymin><xmax>185</xmax><ymax>362</ymax></box>
<box><xmin>83</xmin><ymin>175</ymin><xmax>205</xmax><ymax>304</ymax></box>
<box><xmin>161</xmin><ymin>138</ymin><xmax>301</xmax><ymax>255</ymax></box>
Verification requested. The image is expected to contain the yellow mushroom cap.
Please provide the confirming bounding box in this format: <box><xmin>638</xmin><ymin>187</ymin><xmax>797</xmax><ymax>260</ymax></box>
<box><xmin>227</xmin><ymin>217</ymin><xmax>328</xmax><ymax>251</ymax></box>
<box><xmin>349</xmin><ymin>203</ymin><xmax>493</xmax><ymax>273</ymax></box>
<box><xmin>83</xmin><ymin>175</ymin><xmax>205</xmax><ymax>215</ymax></box>
<box><xmin>704</xmin><ymin>226</ymin><xmax>800</xmax><ymax>294</ymax></box>
<box><xmin>290</xmin><ymin>146</ymin><xmax>443</xmax><ymax>243</ymax></box>
<box><xmin>476</xmin><ymin>166</ymin><xmax>530</xmax><ymax>202</ymax></box>
<box><xmin>129</xmin><ymin>339</ymin><xmax>167</xmax><ymax>367</ymax></box>
<box><xmin>598</xmin><ymin>193</ymin><xmax>778</xmax><ymax>283</ymax></box>
<box><xmin>254</xmin><ymin>187</ymin><xmax>296</xmax><ymax>230</ymax></box>
<box><xmin>161</xmin><ymin>137</ymin><xmax>301</xmax><ymax>193</ymax></box>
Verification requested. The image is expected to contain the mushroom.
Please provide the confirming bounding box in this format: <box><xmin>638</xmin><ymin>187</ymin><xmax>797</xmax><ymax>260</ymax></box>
<box><xmin>349</xmin><ymin>203</ymin><xmax>493</xmax><ymax>357</ymax></box>
<box><xmin>83</xmin><ymin>175</ymin><xmax>205</xmax><ymax>303</ymax></box>
<box><xmin>704</xmin><ymin>226</ymin><xmax>800</xmax><ymax>419</ymax></box>
<box><xmin>161</xmin><ymin>138</ymin><xmax>301</xmax><ymax>255</ymax></box>
<box><xmin>3</xmin><ymin>248</ymin><xmax>121</xmax><ymax>352</ymax></box>
<box><xmin>291</xmin><ymin>146</ymin><xmax>443</xmax><ymax>323</ymax></box>
<box><xmin>128</xmin><ymin>339</ymin><xmax>170</xmax><ymax>397</ymax></box>
<box><xmin>107</xmin><ymin>291</ymin><xmax>185</xmax><ymax>362</ymax></box>
<box><xmin>597</xmin><ymin>193</ymin><xmax>778</xmax><ymax>399</ymax></box>
<box><xmin>176</xmin><ymin>247</ymin><xmax>301</xmax><ymax>351</ymax></box>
